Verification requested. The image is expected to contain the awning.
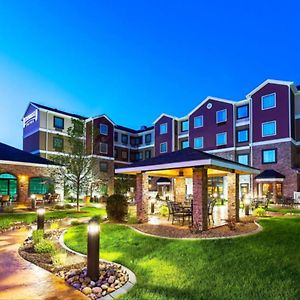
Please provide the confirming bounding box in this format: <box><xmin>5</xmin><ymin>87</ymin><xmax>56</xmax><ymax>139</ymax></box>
<box><xmin>157</xmin><ymin>177</ymin><xmax>172</xmax><ymax>185</ymax></box>
<box><xmin>255</xmin><ymin>169</ymin><xmax>285</xmax><ymax>182</ymax></box>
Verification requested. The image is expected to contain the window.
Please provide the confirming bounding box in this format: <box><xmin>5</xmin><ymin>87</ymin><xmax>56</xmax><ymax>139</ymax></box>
<box><xmin>216</xmin><ymin>132</ymin><xmax>227</xmax><ymax>146</ymax></box>
<box><xmin>100</xmin><ymin>162</ymin><xmax>108</xmax><ymax>172</ymax></box>
<box><xmin>237</xmin><ymin>129</ymin><xmax>249</xmax><ymax>143</ymax></box>
<box><xmin>145</xmin><ymin>150</ymin><xmax>151</xmax><ymax>159</ymax></box>
<box><xmin>262</xmin><ymin>149</ymin><xmax>277</xmax><ymax>164</ymax></box>
<box><xmin>99</xmin><ymin>142</ymin><xmax>108</xmax><ymax>154</ymax></box>
<box><xmin>160</xmin><ymin>142</ymin><xmax>167</xmax><ymax>153</ymax></box>
<box><xmin>181</xmin><ymin>140</ymin><xmax>189</xmax><ymax>149</ymax></box>
<box><xmin>53</xmin><ymin>116</ymin><xmax>64</xmax><ymax>129</ymax></box>
<box><xmin>194</xmin><ymin>116</ymin><xmax>203</xmax><ymax>128</ymax></box>
<box><xmin>53</xmin><ymin>136</ymin><xmax>64</xmax><ymax>151</ymax></box>
<box><xmin>121</xmin><ymin>134</ymin><xmax>128</xmax><ymax>144</ymax></box>
<box><xmin>262</xmin><ymin>93</ymin><xmax>276</xmax><ymax>110</ymax></box>
<box><xmin>29</xmin><ymin>177</ymin><xmax>49</xmax><ymax>194</ymax></box>
<box><xmin>237</xmin><ymin>105</ymin><xmax>249</xmax><ymax>119</ymax></box>
<box><xmin>216</xmin><ymin>109</ymin><xmax>227</xmax><ymax>123</ymax></box>
<box><xmin>121</xmin><ymin>150</ymin><xmax>128</xmax><ymax>160</ymax></box>
<box><xmin>145</xmin><ymin>133</ymin><xmax>152</xmax><ymax>144</ymax></box>
<box><xmin>135</xmin><ymin>152</ymin><xmax>143</xmax><ymax>161</ymax></box>
<box><xmin>194</xmin><ymin>137</ymin><xmax>203</xmax><ymax>149</ymax></box>
<box><xmin>262</xmin><ymin>121</ymin><xmax>276</xmax><ymax>137</ymax></box>
<box><xmin>99</xmin><ymin>123</ymin><xmax>108</xmax><ymax>135</ymax></box>
<box><xmin>114</xmin><ymin>132</ymin><xmax>118</xmax><ymax>142</ymax></box>
<box><xmin>237</xmin><ymin>154</ymin><xmax>249</xmax><ymax>165</ymax></box>
<box><xmin>160</xmin><ymin>123</ymin><xmax>168</xmax><ymax>134</ymax></box>
<box><xmin>181</xmin><ymin>120</ymin><xmax>189</xmax><ymax>132</ymax></box>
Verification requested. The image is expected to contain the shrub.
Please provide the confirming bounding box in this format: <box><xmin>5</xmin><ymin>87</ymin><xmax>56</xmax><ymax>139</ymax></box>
<box><xmin>32</xmin><ymin>229</ymin><xmax>44</xmax><ymax>244</ymax></box>
<box><xmin>253</xmin><ymin>207</ymin><xmax>266</xmax><ymax>217</ymax></box>
<box><xmin>64</xmin><ymin>203</ymin><xmax>74</xmax><ymax>209</ymax></box>
<box><xmin>159</xmin><ymin>205</ymin><xmax>169</xmax><ymax>217</ymax></box>
<box><xmin>3</xmin><ymin>206</ymin><xmax>14</xmax><ymax>213</ymax></box>
<box><xmin>127</xmin><ymin>214</ymin><xmax>138</xmax><ymax>224</ymax></box>
<box><xmin>52</xmin><ymin>252</ymin><xmax>67</xmax><ymax>266</ymax></box>
<box><xmin>71</xmin><ymin>220</ymin><xmax>81</xmax><ymax>226</ymax></box>
<box><xmin>50</xmin><ymin>222</ymin><xmax>59</xmax><ymax>230</ymax></box>
<box><xmin>106</xmin><ymin>194</ymin><xmax>128</xmax><ymax>222</ymax></box>
<box><xmin>34</xmin><ymin>239</ymin><xmax>56</xmax><ymax>254</ymax></box>
<box><xmin>54</xmin><ymin>204</ymin><xmax>64</xmax><ymax>210</ymax></box>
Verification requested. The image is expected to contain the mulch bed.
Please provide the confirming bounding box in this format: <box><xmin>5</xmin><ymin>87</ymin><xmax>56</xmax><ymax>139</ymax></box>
<box><xmin>130</xmin><ymin>218</ymin><xmax>259</xmax><ymax>239</ymax></box>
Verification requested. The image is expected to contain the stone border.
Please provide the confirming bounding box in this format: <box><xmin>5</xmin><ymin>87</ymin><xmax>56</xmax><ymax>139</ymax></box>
<box><xmin>127</xmin><ymin>220</ymin><xmax>263</xmax><ymax>241</ymax></box>
<box><xmin>59</xmin><ymin>230</ymin><xmax>136</xmax><ymax>300</ymax></box>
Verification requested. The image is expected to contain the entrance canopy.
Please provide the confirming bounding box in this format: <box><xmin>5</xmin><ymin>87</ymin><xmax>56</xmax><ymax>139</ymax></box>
<box><xmin>115</xmin><ymin>147</ymin><xmax>260</xmax><ymax>177</ymax></box>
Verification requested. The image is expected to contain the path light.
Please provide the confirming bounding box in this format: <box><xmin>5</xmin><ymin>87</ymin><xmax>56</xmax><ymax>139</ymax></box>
<box><xmin>31</xmin><ymin>194</ymin><xmax>36</xmax><ymax>210</ymax></box>
<box><xmin>244</xmin><ymin>194</ymin><xmax>251</xmax><ymax>216</ymax></box>
<box><xmin>87</xmin><ymin>218</ymin><xmax>100</xmax><ymax>281</ymax></box>
<box><xmin>36</xmin><ymin>208</ymin><xmax>45</xmax><ymax>230</ymax></box>
<box><xmin>213</xmin><ymin>193</ymin><xmax>218</xmax><ymax>199</ymax></box>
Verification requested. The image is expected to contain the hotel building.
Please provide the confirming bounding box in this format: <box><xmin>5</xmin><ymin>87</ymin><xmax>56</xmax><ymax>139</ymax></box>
<box><xmin>23</xmin><ymin>79</ymin><xmax>300</xmax><ymax>200</ymax></box>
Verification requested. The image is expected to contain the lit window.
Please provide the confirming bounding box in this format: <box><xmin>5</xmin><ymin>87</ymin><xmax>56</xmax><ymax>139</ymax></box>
<box><xmin>160</xmin><ymin>123</ymin><xmax>168</xmax><ymax>134</ymax></box>
<box><xmin>262</xmin><ymin>121</ymin><xmax>276</xmax><ymax>137</ymax></box>
<box><xmin>53</xmin><ymin>116</ymin><xmax>64</xmax><ymax>129</ymax></box>
<box><xmin>262</xmin><ymin>94</ymin><xmax>276</xmax><ymax>110</ymax></box>
<box><xmin>99</xmin><ymin>124</ymin><xmax>108</xmax><ymax>135</ymax></box>
<box><xmin>181</xmin><ymin>140</ymin><xmax>189</xmax><ymax>149</ymax></box>
<box><xmin>237</xmin><ymin>129</ymin><xmax>249</xmax><ymax>143</ymax></box>
<box><xmin>100</xmin><ymin>162</ymin><xmax>108</xmax><ymax>172</ymax></box>
<box><xmin>216</xmin><ymin>109</ymin><xmax>227</xmax><ymax>123</ymax></box>
<box><xmin>216</xmin><ymin>132</ymin><xmax>227</xmax><ymax>146</ymax></box>
<box><xmin>160</xmin><ymin>142</ymin><xmax>167</xmax><ymax>153</ymax></box>
<box><xmin>237</xmin><ymin>105</ymin><xmax>249</xmax><ymax>119</ymax></box>
<box><xmin>194</xmin><ymin>137</ymin><xmax>203</xmax><ymax>149</ymax></box>
<box><xmin>237</xmin><ymin>154</ymin><xmax>249</xmax><ymax>165</ymax></box>
<box><xmin>262</xmin><ymin>149</ymin><xmax>276</xmax><ymax>164</ymax></box>
<box><xmin>181</xmin><ymin>120</ymin><xmax>189</xmax><ymax>132</ymax></box>
<box><xmin>194</xmin><ymin>116</ymin><xmax>203</xmax><ymax>128</ymax></box>
<box><xmin>99</xmin><ymin>143</ymin><xmax>108</xmax><ymax>154</ymax></box>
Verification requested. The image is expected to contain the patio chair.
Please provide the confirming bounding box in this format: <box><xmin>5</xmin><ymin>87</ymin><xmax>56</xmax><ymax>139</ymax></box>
<box><xmin>170</xmin><ymin>202</ymin><xmax>192</xmax><ymax>226</ymax></box>
<box><xmin>208</xmin><ymin>198</ymin><xmax>217</xmax><ymax>224</ymax></box>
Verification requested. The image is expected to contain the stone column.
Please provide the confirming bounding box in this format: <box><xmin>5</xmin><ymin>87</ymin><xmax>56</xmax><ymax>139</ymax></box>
<box><xmin>192</xmin><ymin>168</ymin><xmax>208</xmax><ymax>232</ymax></box>
<box><xmin>227</xmin><ymin>172</ymin><xmax>239</xmax><ymax>223</ymax></box>
<box><xmin>174</xmin><ymin>177</ymin><xmax>186</xmax><ymax>204</ymax></box>
<box><xmin>18</xmin><ymin>175</ymin><xmax>29</xmax><ymax>203</ymax></box>
<box><xmin>136</xmin><ymin>172</ymin><xmax>149</xmax><ymax>223</ymax></box>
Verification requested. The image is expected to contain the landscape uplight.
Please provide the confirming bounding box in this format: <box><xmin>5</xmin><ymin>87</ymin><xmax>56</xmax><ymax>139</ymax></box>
<box><xmin>36</xmin><ymin>208</ymin><xmax>45</xmax><ymax>230</ymax></box>
<box><xmin>244</xmin><ymin>194</ymin><xmax>251</xmax><ymax>216</ymax></box>
<box><xmin>87</xmin><ymin>218</ymin><xmax>100</xmax><ymax>281</ymax></box>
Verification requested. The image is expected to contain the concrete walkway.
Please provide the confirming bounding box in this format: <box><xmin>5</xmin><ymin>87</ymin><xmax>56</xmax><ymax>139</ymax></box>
<box><xmin>0</xmin><ymin>227</ymin><xmax>87</xmax><ymax>300</ymax></box>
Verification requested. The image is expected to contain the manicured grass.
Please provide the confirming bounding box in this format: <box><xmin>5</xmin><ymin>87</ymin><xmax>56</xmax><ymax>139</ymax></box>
<box><xmin>0</xmin><ymin>207</ymin><xmax>106</xmax><ymax>230</ymax></box>
<box><xmin>266</xmin><ymin>207</ymin><xmax>300</xmax><ymax>214</ymax></box>
<box><xmin>65</xmin><ymin>217</ymin><xmax>300</xmax><ymax>300</ymax></box>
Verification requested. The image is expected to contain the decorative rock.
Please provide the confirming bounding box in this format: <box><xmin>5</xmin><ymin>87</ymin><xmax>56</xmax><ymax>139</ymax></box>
<box><xmin>82</xmin><ymin>287</ymin><xmax>92</xmax><ymax>295</ymax></box>
<box><xmin>107</xmin><ymin>287</ymin><xmax>115</xmax><ymax>293</ymax></box>
<box><xmin>84</xmin><ymin>277</ymin><xmax>91</xmax><ymax>284</ymax></box>
<box><xmin>92</xmin><ymin>287</ymin><xmax>102</xmax><ymax>294</ymax></box>
<box><xmin>90</xmin><ymin>280</ymin><xmax>96</xmax><ymax>287</ymax></box>
<box><xmin>101</xmin><ymin>284</ymin><xmax>108</xmax><ymax>290</ymax></box>
<box><xmin>108</xmin><ymin>276</ymin><xmax>115</xmax><ymax>284</ymax></box>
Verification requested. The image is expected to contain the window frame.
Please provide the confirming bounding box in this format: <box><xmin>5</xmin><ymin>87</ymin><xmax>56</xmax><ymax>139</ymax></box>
<box><xmin>180</xmin><ymin>120</ymin><xmax>189</xmax><ymax>132</ymax></box>
<box><xmin>53</xmin><ymin>136</ymin><xmax>64</xmax><ymax>151</ymax></box>
<box><xmin>121</xmin><ymin>134</ymin><xmax>128</xmax><ymax>145</ymax></box>
<box><xmin>237</xmin><ymin>153</ymin><xmax>249</xmax><ymax>165</ymax></box>
<box><xmin>180</xmin><ymin>139</ymin><xmax>189</xmax><ymax>149</ymax></box>
<box><xmin>53</xmin><ymin>116</ymin><xmax>64</xmax><ymax>129</ymax></box>
<box><xmin>160</xmin><ymin>123</ymin><xmax>168</xmax><ymax>135</ymax></box>
<box><xmin>216</xmin><ymin>109</ymin><xmax>227</xmax><ymax>124</ymax></box>
<box><xmin>216</xmin><ymin>132</ymin><xmax>227</xmax><ymax>146</ymax></box>
<box><xmin>261</xmin><ymin>93</ymin><xmax>276</xmax><ymax>110</ymax></box>
<box><xmin>236</xmin><ymin>105</ymin><xmax>249</xmax><ymax>120</ymax></box>
<box><xmin>262</xmin><ymin>120</ymin><xmax>276</xmax><ymax>137</ymax></box>
<box><xmin>237</xmin><ymin>129</ymin><xmax>249</xmax><ymax>143</ymax></box>
<box><xmin>194</xmin><ymin>137</ymin><xmax>204</xmax><ymax>149</ymax></box>
<box><xmin>99</xmin><ymin>162</ymin><xmax>108</xmax><ymax>172</ymax></box>
<box><xmin>145</xmin><ymin>133</ymin><xmax>152</xmax><ymax>144</ymax></box>
<box><xmin>262</xmin><ymin>148</ymin><xmax>277</xmax><ymax>164</ymax></box>
<box><xmin>99</xmin><ymin>142</ymin><xmax>108</xmax><ymax>154</ymax></box>
<box><xmin>160</xmin><ymin>142</ymin><xmax>168</xmax><ymax>153</ymax></box>
<box><xmin>99</xmin><ymin>123</ymin><xmax>108</xmax><ymax>135</ymax></box>
<box><xmin>145</xmin><ymin>150</ymin><xmax>151</xmax><ymax>159</ymax></box>
<box><xmin>194</xmin><ymin>115</ymin><xmax>203</xmax><ymax>128</ymax></box>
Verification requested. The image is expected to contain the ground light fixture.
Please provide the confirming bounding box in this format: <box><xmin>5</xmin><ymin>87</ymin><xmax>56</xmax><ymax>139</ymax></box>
<box><xmin>87</xmin><ymin>218</ymin><xmax>100</xmax><ymax>281</ymax></box>
<box><xmin>36</xmin><ymin>208</ymin><xmax>45</xmax><ymax>230</ymax></box>
<box><xmin>244</xmin><ymin>194</ymin><xmax>251</xmax><ymax>216</ymax></box>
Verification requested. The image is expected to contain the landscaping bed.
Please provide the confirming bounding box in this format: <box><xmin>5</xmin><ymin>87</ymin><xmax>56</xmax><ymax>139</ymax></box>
<box><xmin>130</xmin><ymin>219</ymin><xmax>259</xmax><ymax>239</ymax></box>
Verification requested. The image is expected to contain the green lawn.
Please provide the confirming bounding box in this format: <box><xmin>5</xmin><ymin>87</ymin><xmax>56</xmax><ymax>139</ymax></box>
<box><xmin>266</xmin><ymin>207</ymin><xmax>300</xmax><ymax>214</ymax></box>
<box><xmin>64</xmin><ymin>217</ymin><xmax>300</xmax><ymax>300</ymax></box>
<box><xmin>0</xmin><ymin>207</ymin><xmax>106</xmax><ymax>230</ymax></box>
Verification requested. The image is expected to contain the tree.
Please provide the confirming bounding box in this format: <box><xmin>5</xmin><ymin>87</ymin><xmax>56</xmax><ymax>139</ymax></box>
<box><xmin>114</xmin><ymin>174</ymin><xmax>135</xmax><ymax>195</ymax></box>
<box><xmin>49</xmin><ymin>119</ymin><xmax>94</xmax><ymax>212</ymax></box>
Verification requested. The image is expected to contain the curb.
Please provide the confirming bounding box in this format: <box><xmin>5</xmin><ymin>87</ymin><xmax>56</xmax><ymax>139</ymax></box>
<box><xmin>59</xmin><ymin>230</ymin><xmax>136</xmax><ymax>299</ymax></box>
<box><xmin>127</xmin><ymin>220</ymin><xmax>263</xmax><ymax>241</ymax></box>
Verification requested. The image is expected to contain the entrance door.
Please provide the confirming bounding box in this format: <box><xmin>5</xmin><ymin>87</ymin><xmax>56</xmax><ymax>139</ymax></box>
<box><xmin>240</xmin><ymin>183</ymin><xmax>249</xmax><ymax>199</ymax></box>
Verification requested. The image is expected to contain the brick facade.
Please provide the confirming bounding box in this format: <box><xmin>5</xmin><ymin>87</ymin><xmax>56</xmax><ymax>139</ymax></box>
<box><xmin>136</xmin><ymin>173</ymin><xmax>149</xmax><ymax>223</ymax></box>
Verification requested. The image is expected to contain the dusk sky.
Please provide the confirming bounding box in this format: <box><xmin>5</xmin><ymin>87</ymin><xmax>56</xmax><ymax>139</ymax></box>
<box><xmin>1</xmin><ymin>0</ymin><xmax>300</xmax><ymax>149</ymax></box>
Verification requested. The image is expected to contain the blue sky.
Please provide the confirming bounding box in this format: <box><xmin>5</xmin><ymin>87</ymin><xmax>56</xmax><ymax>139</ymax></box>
<box><xmin>1</xmin><ymin>0</ymin><xmax>300</xmax><ymax>148</ymax></box>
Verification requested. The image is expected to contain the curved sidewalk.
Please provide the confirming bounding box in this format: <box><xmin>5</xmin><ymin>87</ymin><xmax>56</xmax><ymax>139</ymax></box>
<box><xmin>0</xmin><ymin>227</ymin><xmax>87</xmax><ymax>300</ymax></box>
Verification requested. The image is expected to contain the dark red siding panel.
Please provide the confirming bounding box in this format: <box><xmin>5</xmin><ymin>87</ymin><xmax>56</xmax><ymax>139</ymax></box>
<box><xmin>154</xmin><ymin>115</ymin><xmax>174</xmax><ymax>155</ymax></box>
<box><xmin>251</xmin><ymin>83</ymin><xmax>290</xmax><ymax>142</ymax></box>
<box><xmin>188</xmin><ymin>99</ymin><xmax>234</xmax><ymax>151</ymax></box>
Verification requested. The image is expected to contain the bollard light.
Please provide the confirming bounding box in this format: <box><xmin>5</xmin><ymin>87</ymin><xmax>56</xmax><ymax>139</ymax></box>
<box><xmin>244</xmin><ymin>194</ymin><xmax>251</xmax><ymax>216</ymax></box>
<box><xmin>36</xmin><ymin>208</ymin><xmax>45</xmax><ymax>230</ymax></box>
<box><xmin>87</xmin><ymin>218</ymin><xmax>100</xmax><ymax>281</ymax></box>
<box><xmin>31</xmin><ymin>194</ymin><xmax>36</xmax><ymax>210</ymax></box>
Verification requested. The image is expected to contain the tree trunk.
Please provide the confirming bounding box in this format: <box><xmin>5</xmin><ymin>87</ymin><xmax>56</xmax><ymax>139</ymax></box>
<box><xmin>76</xmin><ymin>182</ymin><xmax>80</xmax><ymax>212</ymax></box>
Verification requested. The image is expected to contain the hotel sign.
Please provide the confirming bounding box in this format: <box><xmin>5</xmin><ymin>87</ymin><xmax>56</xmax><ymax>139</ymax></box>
<box><xmin>23</xmin><ymin>109</ymin><xmax>38</xmax><ymax>128</ymax></box>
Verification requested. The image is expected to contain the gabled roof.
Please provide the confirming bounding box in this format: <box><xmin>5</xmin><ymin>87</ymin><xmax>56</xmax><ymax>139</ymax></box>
<box><xmin>246</xmin><ymin>79</ymin><xmax>294</xmax><ymax>97</ymax></box>
<box><xmin>188</xmin><ymin>96</ymin><xmax>235</xmax><ymax>116</ymax></box>
<box><xmin>115</xmin><ymin>147</ymin><xmax>260</xmax><ymax>175</ymax></box>
<box><xmin>115</xmin><ymin>125</ymin><xmax>154</xmax><ymax>134</ymax></box>
<box><xmin>153</xmin><ymin>113</ymin><xmax>178</xmax><ymax>124</ymax></box>
<box><xmin>29</xmin><ymin>102</ymin><xmax>87</xmax><ymax>120</ymax></box>
<box><xmin>87</xmin><ymin>114</ymin><xmax>116</xmax><ymax>125</ymax></box>
<box><xmin>0</xmin><ymin>142</ymin><xmax>56</xmax><ymax>166</ymax></box>
<box><xmin>255</xmin><ymin>169</ymin><xmax>285</xmax><ymax>180</ymax></box>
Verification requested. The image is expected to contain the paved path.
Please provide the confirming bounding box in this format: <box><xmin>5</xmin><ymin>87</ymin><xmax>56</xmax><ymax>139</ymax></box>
<box><xmin>0</xmin><ymin>227</ymin><xmax>87</xmax><ymax>300</ymax></box>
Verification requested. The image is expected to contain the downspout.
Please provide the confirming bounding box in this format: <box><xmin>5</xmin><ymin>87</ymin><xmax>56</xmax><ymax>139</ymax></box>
<box><xmin>46</xmin><ymin>111</ymin><xmax>49</xmax><ymax>159</ymax></box>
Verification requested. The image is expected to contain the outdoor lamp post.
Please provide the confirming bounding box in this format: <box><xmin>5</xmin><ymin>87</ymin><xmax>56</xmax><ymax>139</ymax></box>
<box><xmin>31</xmin><ymin>194</ymin><xmax>36</xmax><ymax>210</ymax></box>
<box><xmin>87</xmin><ymin>218</ymin><xmax>100</xmax><ymax>281</ymax></box>
<box><xmin>36</xmin><ymin>208</ymin><xmax>45</xmax><ymax>230</ymax></box>
<box><xmin>244</xmin><ymin>194</ymin><xmax>251</xmax><ymax>216</ymax></box>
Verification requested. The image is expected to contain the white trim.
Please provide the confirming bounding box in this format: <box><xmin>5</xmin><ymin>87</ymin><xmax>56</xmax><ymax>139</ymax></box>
<box><xmin>99</xmin><ymin>142</ymin><xmax>108</xmax><ymax>154</ymax></box>
<box><xmin>206</xmin><ymin>147</ymin><xmax>235</xmax><ymax>153</ymax></box>
<box><xmin>236</xmin><ymin>145</ymin><xmax>250</xmax><ymax>151</ymax></box>
<box><xmin>216</xmin><ymin>109</ymin><xmax>227</xmax><ymax>124</ymax></box>
<box><xmin>88</xmin><ymin>155</ymin><xmax>115</xmax><ymax>161</ymax></box>
<box><xmin>86</xmin><ymin>114</ymin><xmax>116</xmax><ymax>125</ymax></box>
<box><xmin>236</xmin><ymin>119</ymin><xmax>250</xmax><ymax>127</ymax></box>
<box><xmin>261</xmin><ymin>120</ymin><xmax>277</xmax><ymax>137</ymax></box>
<box><xmin>256</xmin><ymin>178</ymin><xmax>284</xmax><ymax>182</ymax></box>
<box><xmin>0</xmin><ymin>160</ymin><xmax>56</xmax><ymax>168</ymax></box>
<box><xmin>114</xmin><ymin>160</ymin><xmax>131</xmax><ymax>165</ymax></box>
<box><xmin>247</xmin><ymin>79</ymin><xmax>293</xmax><ymax>97</ymax></box>
<box><xmin>153</xmin><ymin>113</ymin><xmax>178</xmax><ymax>124</ymax></box>
<box><xmin>251</xmin><ymin>137</ymin><xmax>291</xmax><ymax>147</ymax></box>
<box><xmin>194</xmin><ymin>115</ymin><xmax>204</xmax><ymax>128</ymax></box>
<box><xmin>37</xmin><ymin>107</ymin><xmax>83</xmax><ymax>120</ymax></box>
<box><xmin>188</xmin><ymin>96</ymin><xmax>235</xmax><ymax>116</ymax></box>
<box><xmin>178</xmin><ymin>133</ymin><xmax>189</xmax><ymax>138</ymax></box>
<box><xmin>216</xmin><ymin>132</ymin><xmax>227</xmax><ymax>146</ymax></box>
<box><xmin>261</xmin><ymin>93</ymin><xmax>276</xmax><ymax>110</ymax></box>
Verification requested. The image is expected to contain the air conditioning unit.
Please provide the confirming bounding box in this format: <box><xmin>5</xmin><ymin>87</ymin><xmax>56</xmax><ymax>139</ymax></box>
<box><xmin>293</xmin><ymin>192</ymin><xmax>300</xmax><ymax>204</ymax></box>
